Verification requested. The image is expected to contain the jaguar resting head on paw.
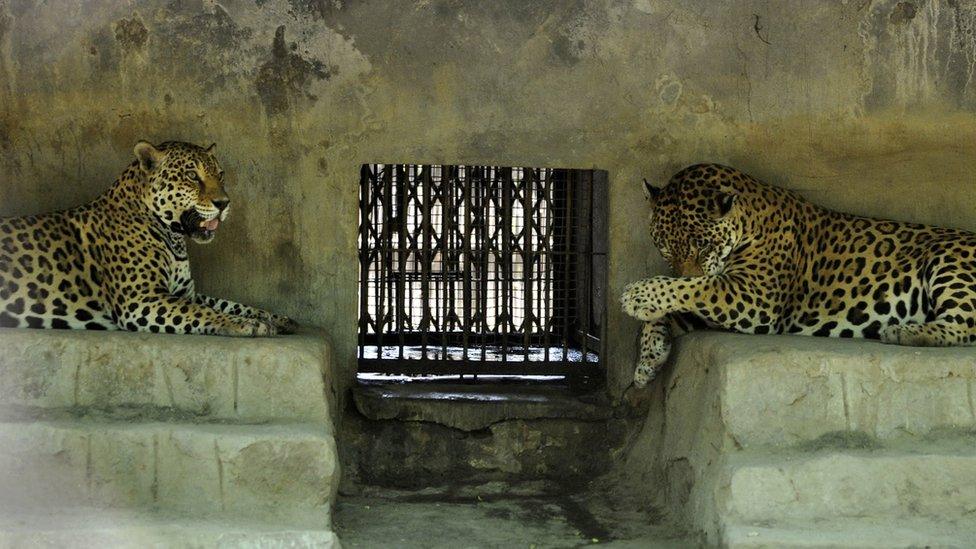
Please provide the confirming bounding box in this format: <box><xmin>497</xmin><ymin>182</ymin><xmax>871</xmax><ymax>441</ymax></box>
<box><xmin>0</xmin><ymin>140</ymin><xmax>296</xmax><ymax>336</ymax></box>
<box><xmin>622</xmin><ymin>163</ymin><xmax>976</xmax><ymax>387</ymax></box>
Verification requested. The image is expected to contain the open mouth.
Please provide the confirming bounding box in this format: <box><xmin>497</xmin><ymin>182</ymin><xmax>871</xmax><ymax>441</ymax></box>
<box><xmin>179</xmin><ymin>210</ymin><xmax>221</xmax><ymax>240</ymax></box>
<box><xmin>196</xmin><ymin>217</ymin><xmax>220</xmax><ymax>239</ymax></box>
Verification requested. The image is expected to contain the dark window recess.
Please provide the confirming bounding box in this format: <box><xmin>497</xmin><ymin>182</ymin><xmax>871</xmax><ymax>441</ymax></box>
<box><xmin>357</xmin><ymin>164</ymin><xmax>608</xmax><ymax>379</ymax></box>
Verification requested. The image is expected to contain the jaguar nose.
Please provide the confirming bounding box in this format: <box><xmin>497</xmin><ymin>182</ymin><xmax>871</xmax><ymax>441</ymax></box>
<box><xmin>212</xmin><ymin>199</ymin><xmax>230</xmax><ymax>212</ymax></box>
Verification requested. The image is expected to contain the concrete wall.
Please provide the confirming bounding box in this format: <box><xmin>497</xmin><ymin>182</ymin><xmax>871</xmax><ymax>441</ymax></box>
<box><xmin>1</xmin><ymin>0</ymin><xmax>975</xmax><ymax>397</ymax></box>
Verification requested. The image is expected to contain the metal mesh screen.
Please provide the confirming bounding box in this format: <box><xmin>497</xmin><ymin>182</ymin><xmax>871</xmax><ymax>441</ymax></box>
<box><xmin>357</xmin><ymin>164</ymin><xmax>607</xmax><ymax>378</ymax></box>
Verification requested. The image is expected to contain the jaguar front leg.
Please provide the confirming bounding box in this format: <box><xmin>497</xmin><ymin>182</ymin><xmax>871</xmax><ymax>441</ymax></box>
<box><xmin>634</xmin><ymin>317</ymin><xmax>672</xmax><ymax>387</ymax></box>
<box><xmin>194</xmin><ymin>293</ymin><xmax>298</xmax><ymax>334</ymax></box>
<box><xmin>621</xmin><ymin>274</ymin><xmax>779</xmax><ymax>334</ymax></box>
<box><xmin>113</xmin><ymin>292</ymin><xmax>278</xmax><ymax>336</ymax></box>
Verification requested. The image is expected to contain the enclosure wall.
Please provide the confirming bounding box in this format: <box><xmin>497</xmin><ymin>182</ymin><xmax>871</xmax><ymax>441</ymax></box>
<box><xmin>1</xmin><ymin>0</ymin><xmax>975</xmax><ymax>397</ymax></box>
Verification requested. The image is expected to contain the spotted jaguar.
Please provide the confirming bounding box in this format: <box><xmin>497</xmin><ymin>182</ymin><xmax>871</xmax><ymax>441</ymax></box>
<box><xmin>621</xmin><ymin>163</ymin><xmax>976</xmax><ymax>386</ymax></box>
<box><xmin>0</xmin><ymin>140</ymin><xmax>294</xmax><ymax>336</ymax></box>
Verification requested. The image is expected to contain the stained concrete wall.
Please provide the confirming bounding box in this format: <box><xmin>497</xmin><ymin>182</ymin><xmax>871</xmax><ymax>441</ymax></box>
<box><xmin>1</xmin><ymin>0</ymin><xmax>975</xmax><ymax>397</ymax></box>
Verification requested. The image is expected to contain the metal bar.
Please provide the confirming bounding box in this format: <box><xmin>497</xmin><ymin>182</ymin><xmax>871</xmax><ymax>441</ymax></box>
<box><xmin>582</xmin><ymin>170</ymin><xmax>593</xmax><ymax>359</ymax></box>
<box><xmin>420</xmin><ymin>166</ymin><xmax>432</xmax><ymax>360</ymax></box>
<box><xmin>561</xmin><ymin>171</ymin><xmax>574</xmax><ymax>361</ymax></box>
<box><xmin>542</xmin><ymin>169</ymin><xmax>552</xmax><ymax>365</ymax></box>
<box><xmin>500</xmin><ymin>167</ymin><xmax>512</xmax><ymax>366</ymax></box>
<box><xmin>440</xmin><ymin>166</ymin><xmax>450</xmax><ymax>359</ymax></box>
<box><xmin>462</xmin><ymin>166</ymin><xmax>473</xmax><ymax>361</ymax></box>
<box><xmin>479</xmin><ymin>167</ymin><xmax>489</xmax><ymax>364</ymax></box>
<box><xmin>522</xmin><ymin>168</ymin><xmax>533</xmax><ymax>362</ymax></box>
<box><xmin>395</xmin><ymin>165</ymin><xmax>408</xmax><ymax>359</ymax></box>
<box><xmin>376</xmin><ymin>164</ymin><xmax>393</xmax><ymax>355</ymax></box>
<box><xmin>357</xmin><ymin>164</ymin><xmax>373</xmax><ymax>358</ymax></box>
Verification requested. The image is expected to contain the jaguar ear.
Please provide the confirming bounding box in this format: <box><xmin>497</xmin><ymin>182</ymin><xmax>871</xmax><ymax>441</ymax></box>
<box><xmin>642</xmin><ymin>178</ymin><xmax>662</xmax><ymax>204</ymax></box>
<box><xmin>205</xmin><ymin>142</ymin><xmax>216</xmax><ymax>154</ymax></box>
<box><xmin>711</xmin><ymin>191</ymin><xmax>737</xmax><ymax>219</ymax></box>
<box><xmin>134</xmin><ymin>141</ymin><xmax>163</xmax><ymax>172</ymax></box>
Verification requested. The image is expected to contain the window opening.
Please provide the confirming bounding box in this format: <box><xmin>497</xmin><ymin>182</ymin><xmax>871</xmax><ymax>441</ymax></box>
<box><xmin>357</xmin><ymin>164</ymin><xmax>607</xmax><ymax>381</ymax></box>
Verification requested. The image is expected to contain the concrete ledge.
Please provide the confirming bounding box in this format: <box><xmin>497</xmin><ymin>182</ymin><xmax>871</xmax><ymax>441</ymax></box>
<box><xmin>695</xmin><ymin>332</ymin><xmax>976</xmax><ymax>446</ymax></box>
<box><xmin>0</xmin><ymin>508</ymin><xmax>341</xmax><ymax>549</ymax></box>
<box><xmin>724</xmin><ymin>440</ymin><xmax>976</xmax><ymax>523</ymax></box>
<box><xmin>0</xmin><ymin>329</ymin><xmax>336</xmax><ymax>424</ymax></box>
<box><xmin>0</xmin><ymin>419</ymin><xmax>339</xmax><ymax>528</ymax></box>
<box><xmin>723</xmin><ymin>517</ymin><xmax>976</xmax><ymax>549</ymax></box>
<box><xmin>353</xmin><ymin>383</ymin><xmax>611</xmax><ymax>431</ymax></box>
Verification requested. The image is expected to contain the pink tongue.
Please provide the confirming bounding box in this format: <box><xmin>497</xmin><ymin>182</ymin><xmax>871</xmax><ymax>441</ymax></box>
<box><xmin>203</xmin><ymin>219</ymin><xmax>219</xmax><ymax>231</ymax></box>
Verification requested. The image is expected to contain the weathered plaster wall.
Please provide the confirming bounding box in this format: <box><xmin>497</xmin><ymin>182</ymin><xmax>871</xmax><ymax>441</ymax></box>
<box><xmin>1</xmin><ymin>0</ymin><xmax>975</xmax><ymax>397</ymax></box>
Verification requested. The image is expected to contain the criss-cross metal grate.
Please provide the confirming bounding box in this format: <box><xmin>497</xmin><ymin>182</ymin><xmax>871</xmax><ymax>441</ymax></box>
<box><xmin>357</xmin><ymin>164</ymin><xmax>607</xmax><ymax>379</ymax></box>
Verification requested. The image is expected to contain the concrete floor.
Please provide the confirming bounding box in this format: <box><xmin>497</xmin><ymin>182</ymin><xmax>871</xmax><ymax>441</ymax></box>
<box><xmin>334</xmin><ymin>489</ymin><xmax>692</xmax><ymax>549</ymax></box>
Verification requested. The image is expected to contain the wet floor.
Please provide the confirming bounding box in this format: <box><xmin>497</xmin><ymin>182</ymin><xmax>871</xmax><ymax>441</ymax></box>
<box><xmin>334</xmin><ymin>492</ymin><xmax>692</xmax><ymax>549</ymax></box>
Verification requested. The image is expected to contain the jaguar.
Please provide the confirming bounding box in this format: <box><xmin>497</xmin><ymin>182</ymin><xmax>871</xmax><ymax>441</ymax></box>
<box><xmin>621</xmin><ymin>163</ymin><xmax>976</xmax><ymax>386</ymax></box>
<box><xmin>0</xmin><ymin>140</ymin><xmax>294</xmax><ymax>336</ymax></box>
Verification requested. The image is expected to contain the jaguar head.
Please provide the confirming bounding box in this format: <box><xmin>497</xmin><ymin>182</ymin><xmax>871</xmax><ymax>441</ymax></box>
<box><xmin>135</xmin><ymin>140</ymin><xmax>230</xmax><ymax>244</ymax></box>
<box><xmin>643</xmin><ymin>177</ymin><xmax>741</xmax><ymax>277</ymax></box>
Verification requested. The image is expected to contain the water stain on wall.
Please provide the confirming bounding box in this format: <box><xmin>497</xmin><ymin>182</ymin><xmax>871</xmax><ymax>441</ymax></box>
<box><xmin>890</xmin><ymin>2</ymin><xmax>918</xmax><ymax>25</ymax></box>
<box><xmin>147</xmin><ymin>3</ymin><xmax>255</xmax><ymax>96</ymax></box>
<box><xmin>861</xmin><ymin>0</ymin><xmax>976</xmax><ymax>110</ymax></box>
<box><xmin>0</xmin><ymin>3</ymin><xmax>12</xmax><ymax>107</ymax></box>
<box><xmin>286</xmin><ymin>0</ymin><xmax>345</xmax><ymax>20</ymax></box>
<box><xmin>255</xmin><ymin>25</ymin><xmax>330</xmax><ymax>117</ymax></box>
<box><xmin>113</xmin><ymin>15</ymin><xmax>148</xmax><ymax>51</ymax></box>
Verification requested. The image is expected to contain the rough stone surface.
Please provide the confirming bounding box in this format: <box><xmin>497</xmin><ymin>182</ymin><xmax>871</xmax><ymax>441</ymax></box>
<box><xmin>4</xmin><ymin>1</ymin><xmax>976</xmax><ymax>396</ymax></box>
<box><xmin>725</xmin><ymin>443</ymin><xmax>976</xmax><ymax>523</ymax></box>
<box><xmin>0</xmin><ymin>329</ymin><xmax>336</xmax><ymax>424</ymax></box>
<box><xmin>723</xmin><ymin>518</ymin><xmax>976</xmax><ymax>549</ymax></box>
<box><xmin>615</xmin><ymin>331</ymin><xmax>976</xmax><ymax>546</ymax></box>
<box><xmin>710</xmin><ymin>333</ymin><xmax>976</xmax><ymax>445</ymax></box>
<box><xmin>340</xmin><ymin>410</ymin><xmax>627</xmax><ymax>490</ymax></box>
<box><xmin>0</xmin><ymin>420</ymin><xmax>339</xmax><ymax>528</ymax></box>
<box><xmin>0</xmin><ymin>330</ymin><xmax>342</xmax><ymax>544</ymax></box>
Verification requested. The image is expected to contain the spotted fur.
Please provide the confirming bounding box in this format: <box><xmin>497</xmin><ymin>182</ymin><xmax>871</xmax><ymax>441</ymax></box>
<box><xmin>0</xmin><ymin>140</ymin><xmax>295</xmax><ymax>336</ymax></box>
<box><xmin>622</xmin><ymin>163</ymin><xmax>976</xmax><ymax>386</ymax></box>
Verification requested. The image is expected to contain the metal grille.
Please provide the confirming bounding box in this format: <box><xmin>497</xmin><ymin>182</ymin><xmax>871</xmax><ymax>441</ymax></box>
<box><xmin>357</xmin><ymin>164</ymin><xmax>607</xmax><ymax>378</ymax></box>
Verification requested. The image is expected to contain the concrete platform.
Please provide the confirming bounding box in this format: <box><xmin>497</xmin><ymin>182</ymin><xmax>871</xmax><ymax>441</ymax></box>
<box><xmin>0</xmin><ymin>328</ymin><xmax>341</xmax><ymax>546</ymax></box>
<box><xmin>0</xmin><ymin>329</ymin><xmax>336</xmax><ymax>423</ymax></box>
<box><xmin>619</xmin><ymin>331</ymin><xmax>976</xmax><ymax>547</ymax></box>
<box><xmin>723</xmin><ymin>517</ymin><xmax>976</xmax><ymax>549</ymax></box>
<box><xmin>686</xmin><ymin>333</ymin><xmax>976</xmax><ymax>446</ymax></box>
<box><xmin>0</xmin><ymin>508</ymin><xmax>341</xmax><ymax>549</ymax></box>
<box><xmin>0</xmin><ymin>419</ymin><xmax>338</xmax><ymax>527</ymax></box>
<box><xmin>724</xmin><ymin>439</ymin><xmax>976</xmax><ymax>523</ymax></box>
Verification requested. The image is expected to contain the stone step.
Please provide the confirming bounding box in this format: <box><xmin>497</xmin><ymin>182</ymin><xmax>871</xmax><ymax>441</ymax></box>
<box><xmin>722</xmin><ymin>439</ymin><xmax>976</xmax><ymax>525</ymax></box>
<box><xmin>679</xmin><ymin>332</ymin><xmax>976</xmax><ymax>447</ymax></box>
<box><xmin>0</xmin><ymin>418</ymin><xmax>339</xmax><ymax>529</ymax></box>
<box><xmin>0</xmin><ymin>329</ymin><xmax>335</xmax><ymax>424</ymax></box>
<box><xmin>0</xmin><ymin>507</ymin><xmax>340</xmax><ymax>548</ymax></box>
<box><xmin>622</xmin><ymin>332</ymin><xmax>976</xmax><ymax>544</ymax></box>
<box><xmin>722</xmin><ymin>517</ymin><xmax>976</xmax><ymax>548</ymax></box>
